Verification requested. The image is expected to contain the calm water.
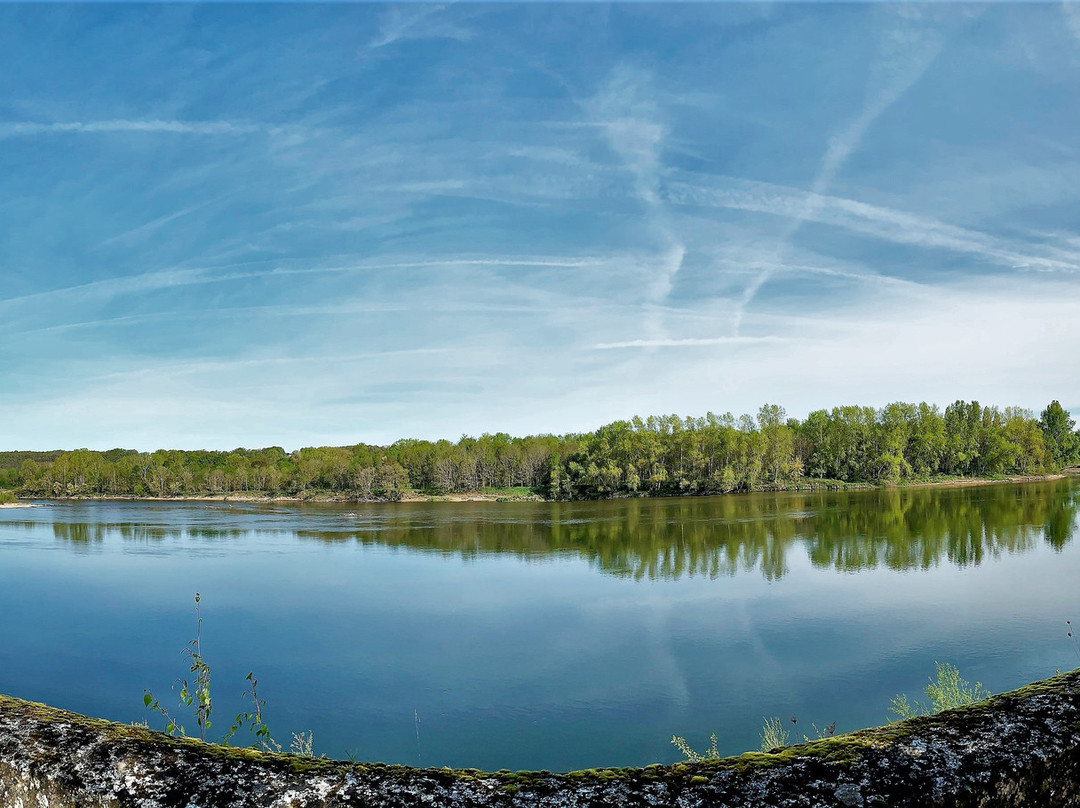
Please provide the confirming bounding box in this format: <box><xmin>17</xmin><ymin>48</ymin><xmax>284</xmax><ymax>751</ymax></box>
<box><xmin>1</xmin><ymin>479</ymin><xmax>1077</xmax><ymax>771</ymax></box>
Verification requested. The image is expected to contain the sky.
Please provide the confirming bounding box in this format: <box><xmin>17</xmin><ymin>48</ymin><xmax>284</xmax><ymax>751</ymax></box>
<box><xmin>2</xmin><ymin>2</ymin><xmax>1080</xmax><ymax>451</ymax></box>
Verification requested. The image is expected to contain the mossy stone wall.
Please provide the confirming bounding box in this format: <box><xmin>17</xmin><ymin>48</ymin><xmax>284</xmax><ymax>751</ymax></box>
<box><xmin>2</xmin><ymin>669</ymin><xmax>1079</xmax><ymax>807</ymax></box>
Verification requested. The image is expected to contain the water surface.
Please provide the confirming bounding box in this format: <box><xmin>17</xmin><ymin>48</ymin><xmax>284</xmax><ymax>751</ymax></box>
<box><xmin>1</xmin><ymin>479</ymin><xmax>1077</xmax><ymax>771</ymax></box>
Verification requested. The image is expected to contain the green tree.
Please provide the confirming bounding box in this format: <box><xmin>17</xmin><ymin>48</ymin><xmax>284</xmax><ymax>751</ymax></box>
<box><xmin>907</xmin><ymin>402</ymin><xmax>945</xmax><ymax>476</ymax></box>
<box><xmin>375</xmin><ymin>460</ymin><xmax>409</xmax><ymax>501</ymax></box>
<box><xmin>943</xmin><ymin>401</ymin><xmax>982</xmax><ymax>476</ymax></box>
<box><xmin>758</xmin><ymin>404</ymin><xmax>797</xmax><ymax>485</ymax></box>
<box><xmin>1039</xmin><ymin>400</ymin><xmax>1079</xmax><ymax>468</ymax></box>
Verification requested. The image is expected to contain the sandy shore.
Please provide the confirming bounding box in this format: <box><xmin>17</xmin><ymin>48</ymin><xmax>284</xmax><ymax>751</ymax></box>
<box><xmin>889</xmin><ymin>473</ymin><xmax>1069</xmax><ymax>490</ymax></box>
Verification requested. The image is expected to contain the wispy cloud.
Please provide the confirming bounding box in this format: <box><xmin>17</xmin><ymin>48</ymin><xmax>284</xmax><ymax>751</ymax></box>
<box><xmin>593</xmin><ymin>336</ymin><xmax>791</xmax><ymax>350</ymax></box>
<box><xmin>368</xmin><ymin>4</ymin><xmax>473</xmax><ymax>49</ymax></box>
<box><xmin>95</xmin><ymin>200</ymin><xmax>216</xmax><ymax>249</ymax></box>
<box><xmin>586</xmin><ymin>65</ymin><xmax>685</xmax><ymax>338</ymax></box>
<box><xmin>96</xmin><ymin>347</ymin><xmax>456</xmax><ymax>382</ymax></box>
<box><xmin>17</xmin><ymin>296</ymin><xmax>607</xmax><ymax>338</ymax></box>
<box><xmin>1064</xmin><ymin>1</ymin><xmax>1080</xmax><ymax>43</ymax></box>
<box><xmin>663</xmin><ymin>176</ymin><xmax>1080</xmax><ymax>274</ymax></box>
<box><xmin>0</xmin><ymin>255</ymin><xmax>612</xmax><ymax>317</ymax></box>
<box><xmin>0</xmin><ymin>268</ymin><xmax>218</xmax><ymax>312</ymax></box>
<box><xmin>708</xmin><ymin>257</ymin><xmax>924</xmax><ymax>290</ymax></box>
<box><xmin>732</xmin><ymin>6</ymin><xmax>956</xmax><ymax>332</ymax></box>
<box><xmin>0</xmin><ymin>119</ymin><xmax>263</xmax><ymax>138</ymax></box>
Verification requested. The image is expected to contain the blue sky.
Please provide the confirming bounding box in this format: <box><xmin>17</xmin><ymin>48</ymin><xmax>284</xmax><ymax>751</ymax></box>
<box><xmin>2</xmin><ymin>3</ymin><xmax>1079</xmax><ymax>451</ymax></box>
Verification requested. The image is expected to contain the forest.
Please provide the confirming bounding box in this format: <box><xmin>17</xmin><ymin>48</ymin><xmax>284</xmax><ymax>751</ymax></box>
<box><xmin>2</xmin><ymin>400</ymin><xmax>1078</xmax><ymax>501</ymax></box>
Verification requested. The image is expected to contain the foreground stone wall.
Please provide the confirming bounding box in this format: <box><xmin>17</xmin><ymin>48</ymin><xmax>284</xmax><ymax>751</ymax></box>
<box><xmin>2</xmin><ymin>669</ymin><xmax>1079</xmax><ymax>808</ymax></box>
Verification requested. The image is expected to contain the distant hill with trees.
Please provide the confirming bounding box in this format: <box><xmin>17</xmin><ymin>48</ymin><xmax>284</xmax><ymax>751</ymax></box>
<box><xmin>2</xmin><ymin>400</ymin><xmax>1077</xmax><ymax>501</ymax></box>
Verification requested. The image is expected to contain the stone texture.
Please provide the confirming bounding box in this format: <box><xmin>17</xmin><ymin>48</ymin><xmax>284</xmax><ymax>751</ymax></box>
<box><xmin>2</xmin><ymin>668</ymin><xmax>1079</xmax><ymax>808</ymax></box>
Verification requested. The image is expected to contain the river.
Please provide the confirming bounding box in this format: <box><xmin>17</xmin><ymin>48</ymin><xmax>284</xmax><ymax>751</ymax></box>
<box><xmin>0</xmin><ymin>478</ymin><xmax>1077</xmax><ymax>771</ymax></box>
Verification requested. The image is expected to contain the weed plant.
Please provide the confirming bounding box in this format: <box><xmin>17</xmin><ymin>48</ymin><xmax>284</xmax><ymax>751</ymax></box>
<box><xmin>889</xmin><ymin>661</ymin><xmax>991</xmax><ymax>720</ymax></box>
<box><xmin>758</xmin><ymin>717</ymin><xmax>789</xmax><ymax>751</ymax></box>
<box><xmin>672</xmin><ymin>661</ymin><xmax>990</xmax><ymax>763</ymax></box>
<box><xmin>144</xmin><ymin>593</ymin><xmax>319</xmax><ymax>756</ymax></box>
<box><xmin>669</xmin><ymin>733</ymin><xmax>720</xmax><ymax>762</ymax></box>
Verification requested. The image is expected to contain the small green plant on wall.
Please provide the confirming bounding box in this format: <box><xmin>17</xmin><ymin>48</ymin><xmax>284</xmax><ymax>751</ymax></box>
<box><xmin>144</xmin><ymin>593</ymin><xmax>319</xmax><ymax>756</ymax></box>
<box><xmin>889</xmin><ymin>661</ymin><xmax>991</xmax><ymax>720</ymax></box>
<box><xmin>759</xmin><ymin>716</ymin><xmax>790</xmax><ymax>751</ymax></box>
<box><xmin>672</xmin><ymin>661</ymin><xmax>990</xmax><ymax>762</ymax></box>
<box><xmin>669</xmin><ymin>732</ymin><xmax>720</xmax><ymax>762</ymax></box>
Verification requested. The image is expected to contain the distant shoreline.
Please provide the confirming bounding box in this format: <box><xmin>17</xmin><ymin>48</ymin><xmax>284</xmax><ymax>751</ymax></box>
<box><xmin>5</xmin><ymin>471</ymin><xmax>1073</xmax><ymax>506</ymax></box>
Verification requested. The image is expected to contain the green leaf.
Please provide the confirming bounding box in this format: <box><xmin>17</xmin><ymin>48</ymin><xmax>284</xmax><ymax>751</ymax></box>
<box><xmin>143</xmin><ymin>693</ymin><xmax>152</xmax><ymax>708</ymax></box>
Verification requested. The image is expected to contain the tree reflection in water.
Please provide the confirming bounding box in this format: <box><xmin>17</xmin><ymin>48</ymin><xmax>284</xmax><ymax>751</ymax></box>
<box><xmin>287</xmin><ymin>479</ymin><xmax>1079</xmax><ymax>581</ymax></box>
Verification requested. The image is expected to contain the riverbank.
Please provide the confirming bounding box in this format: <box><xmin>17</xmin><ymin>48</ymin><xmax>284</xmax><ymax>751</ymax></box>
<box><xmin>5</xmin><ymin>470</ymin><xmax>1074</xmax><ymax>505</ymax></box>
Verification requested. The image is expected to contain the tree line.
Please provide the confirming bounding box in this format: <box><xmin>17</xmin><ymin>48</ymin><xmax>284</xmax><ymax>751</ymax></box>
<box><xmin>2</xmin><ymin>400</ymin><xmax>1077</xmax><ymax>501</ymax></box>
